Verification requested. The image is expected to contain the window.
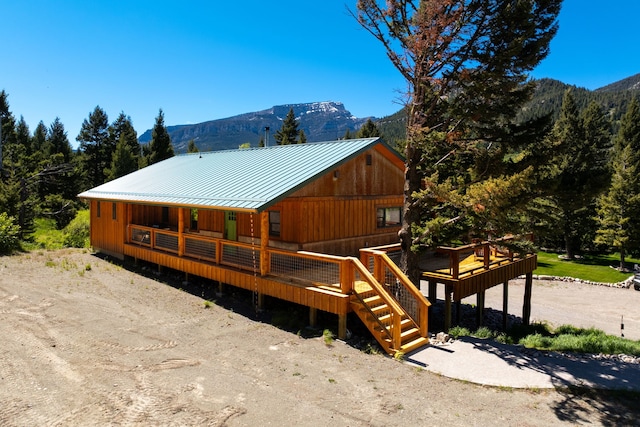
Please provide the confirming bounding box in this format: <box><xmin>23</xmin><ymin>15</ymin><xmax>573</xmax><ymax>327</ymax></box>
<box><xmin>377</xmin><ymin>207</ymin><xmax>401</xmax><ymax>228</ymax></box>
<box><xmin>190</xmin><ymin>209</ymin><xmax>198</xmax><ymax>230</ymax></box>
<box><xmin>366</xmin><ymin>154</ymin><xmax>372</xmax><ymax>166</ymax></box>
<box><xmin>269</xmin><ymin>211</ymin><xmax>281</xmax><ymax>237</ymax></box>
<box><xmin>112</xmin><ymin>203</ymin><xmax>117</xmax><ymax>220</ymax></box>
<box><xmin>96</xmin><ymin>201</ymin><xmax>101</xmax><ymax>218</ymax></box>
<box><xmin>162</xmin><ymin>207</ymin><xmax>169</xmax><ymax>224</ymax></box>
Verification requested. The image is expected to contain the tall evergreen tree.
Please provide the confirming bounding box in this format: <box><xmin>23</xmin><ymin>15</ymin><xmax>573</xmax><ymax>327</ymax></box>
<box><xmin>298</xmin><ymin>129</ymin><xmax>307</xmax><ymax>144</ymax></box>
<box><xmin>595</xmin><ymin>98</ymin><xmax>640</xmax><ymax>268</ymax></box>
<box><xmin>146</xmin><ymin>109</ymin><xmax>174</xmax><ymax>165</ymax></box>
<box><xmin>106</xmin><ymin>135</ymin><xmax>138</xmax><ymax>180</ymax></box>
<box><xmin>550</xmin><ymin>90</ymin><xmax>612</xmax><ymax>258</ymax></box>
<box><xmin>187</xmin><ymin>139</ymin><xmax>199</xmax><ymax>153</ymax></box>
<box><xmin>48</xmin><ymin>118</ymin><xmax>73</xmax><ymax>162</ymax></box>
<box><xmin>31</xmin><ymin>121</ymin><xmax>48</xmax><ymax>156</ymax></box>
<box><xmin>109</xmin><ymin>112</ymin><xmax>140</xmax><ymax>162</ymax></box>
<box><xmin>274</xmin><ymin>108</ymin><xmax>300</xmax><ymax>145</ymax></box>
<box><xmin>354</xmin><ymin>0</ymin><xmax>561</xmax><ymax>285</ymax></box>
<box><xmin>77</xmin><ymin>106</ymin><xmax>111</xmax><ymax>188</ymax></box>
<box><xmin>356</xmin><ymin>118</ymin><xmax>381</xmax><ymax>138</ymax></box>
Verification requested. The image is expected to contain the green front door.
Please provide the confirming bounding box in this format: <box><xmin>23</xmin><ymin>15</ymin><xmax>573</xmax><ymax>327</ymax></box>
<box><xmin>225</xmin><ymin>211</ymin><xmax>237</xmax><ymax>241</ymax></box>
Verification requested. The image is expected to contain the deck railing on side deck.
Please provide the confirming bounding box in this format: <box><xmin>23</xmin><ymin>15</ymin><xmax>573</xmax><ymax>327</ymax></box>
<box><xmin>434</xmin><ymin>235</ymin><xmax>531</xmax><ymax>279</ymax></box>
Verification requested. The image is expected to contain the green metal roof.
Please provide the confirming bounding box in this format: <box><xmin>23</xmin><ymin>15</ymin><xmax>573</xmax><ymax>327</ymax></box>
<box><xmin>78</xmin><ymin>137</ymin><xmax>402</xmax><ymax>212</ymax></box>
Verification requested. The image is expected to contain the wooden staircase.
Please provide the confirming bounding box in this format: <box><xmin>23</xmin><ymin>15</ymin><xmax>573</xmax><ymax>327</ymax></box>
<box><xmin>350</xmin><ymin>281</ymin><xmax>429</xmax><ymax>356</ymax></box>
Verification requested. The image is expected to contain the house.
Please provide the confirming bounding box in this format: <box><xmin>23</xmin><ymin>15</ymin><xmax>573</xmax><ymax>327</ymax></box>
<box><xmin>79</xmin><ymin>138</ymin><xmax>431</xmax><ymax>355</ymax></box>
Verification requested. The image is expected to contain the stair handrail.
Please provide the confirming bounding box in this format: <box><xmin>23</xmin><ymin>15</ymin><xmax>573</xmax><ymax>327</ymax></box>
<box><xmin>371</xmin><ymin>250</ymin><xmax>431</xmax><ymax>337</ymax></box>
<box><xmin>348</xmin><ymin>257</ymin><xmax>406</xmax><ymax>350</ymax></box>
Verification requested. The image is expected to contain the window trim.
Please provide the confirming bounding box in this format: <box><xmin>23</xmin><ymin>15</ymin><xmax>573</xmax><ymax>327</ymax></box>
<box><xmin>269</xmin><ymin>210</ymin><xmax>281</xmax><ymax>237</ymax></box>
<box><xmin>377</xmin><ymin>206</ymin><xmax>402</xmax><ymax>228</ymax></box>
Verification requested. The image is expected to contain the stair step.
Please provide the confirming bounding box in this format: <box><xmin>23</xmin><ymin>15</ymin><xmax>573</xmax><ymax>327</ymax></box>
<box><xmin>399</xmin><ymin>336</ymin><xmax>430</xmax><ymax>354</ymax></box>
<box><xmin>363</xmin><ymin>295</ymin><xmax>383</xmax><ymax>306</ymax></box>
<box><xmin>378</xmin><ymin>314</ymin><xmax>412</xmax><ymax>327</ymax></box>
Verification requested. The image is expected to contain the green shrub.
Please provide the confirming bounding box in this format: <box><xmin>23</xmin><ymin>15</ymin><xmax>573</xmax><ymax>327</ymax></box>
<box><xmin>0</xmin><ymin>212</ymin><xmax>21</xmax><ymax>254</ymax></box>
<box><xmin>474</xmin><ymin>326</ymin><xmax>494</xmax><ymax>339</ymax></box>
<box><xmin>448</xmin><ymin>326</ymin><xmax>471</xmax><ymax>339</ymax></box>
<box><xmin>63</xmin><ymin>210</ymin><xmax>90</xmax><ymax>248</ymax></box>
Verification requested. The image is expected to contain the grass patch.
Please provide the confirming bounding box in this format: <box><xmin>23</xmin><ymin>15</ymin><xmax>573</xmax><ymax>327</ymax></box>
<box><xmin>535</xmin><ymin>251</ymin><xmax>638</xmax><ymax>283</ymax></box>
<box><xmin>25</xmin><ymin>217</ymin><xmax>66</xmax><ymax>250</ymax></box>
<box><xmin>447</xmin><ymin>322</ymin><xmax>640</xmax><ymax>356</ymax></box>
<box><xmin>519</xmin><ymin>324</ymin><xmax>640</xmax><ymax>356</ymax></box>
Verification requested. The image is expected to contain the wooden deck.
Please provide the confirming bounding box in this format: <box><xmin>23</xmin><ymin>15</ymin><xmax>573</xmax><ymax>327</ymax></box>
<box><xmin>368</xmin><ymin>237</ymin><xmax>538</xmax><ymax>331</ymax></box>
<box><xmin>116</xmin><ymin>226</ymin><xmax>431</xmax><ymax>356</ymax></box>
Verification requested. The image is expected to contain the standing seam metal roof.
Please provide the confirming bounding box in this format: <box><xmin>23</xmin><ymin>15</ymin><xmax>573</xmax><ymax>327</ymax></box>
<box><xmin>78</xmin><ymin>137</ymin><xmax>399</xmax><ymax>212</ymax></box>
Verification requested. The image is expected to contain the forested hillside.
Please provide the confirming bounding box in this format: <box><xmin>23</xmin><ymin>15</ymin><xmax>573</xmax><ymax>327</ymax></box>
<box><xmin>377</xmin><ymin>75</ymin><xmax>640</xmax><ymax>142</ymax></box>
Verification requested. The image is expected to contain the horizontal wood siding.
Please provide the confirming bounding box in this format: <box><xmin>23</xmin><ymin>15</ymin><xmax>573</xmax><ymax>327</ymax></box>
<box><xmin>123</xmin><ymin>244</ymin><xmax>350</xmax><ymax>314</ymax></box>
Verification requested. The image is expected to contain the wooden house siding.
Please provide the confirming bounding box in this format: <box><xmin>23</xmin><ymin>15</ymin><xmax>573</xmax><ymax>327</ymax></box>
<box><xmin>89</xmin><ymin>200</ymin><xmax>127</xmax><ymax>258</ymax></box>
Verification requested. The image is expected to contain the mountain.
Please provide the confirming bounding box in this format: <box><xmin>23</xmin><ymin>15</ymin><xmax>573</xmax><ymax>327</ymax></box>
<box><xmin>138</xmin><ymin>101</ymin><xmax>373</xmax><ymax>153</ymax></box>
<box><xmin>595</xmin><ymin>73</ymin><xmax>640</xmax><ymax>92</ymax></box>
<box><xmin>377</xmin><ymin>73</ymin><xmax>640</xmax><ymax>142</ymax></box>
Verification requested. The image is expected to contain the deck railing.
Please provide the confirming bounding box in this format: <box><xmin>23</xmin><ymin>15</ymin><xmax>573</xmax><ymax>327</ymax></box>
<box><xmin>434</xmin><ymin>235</ymin><xmax>531</xmax><ymax>279</ymax></box>
<box><xmin>127</xmin><ymin>225</ymin><xmax>345</xmax><ymax>290</ymax></box>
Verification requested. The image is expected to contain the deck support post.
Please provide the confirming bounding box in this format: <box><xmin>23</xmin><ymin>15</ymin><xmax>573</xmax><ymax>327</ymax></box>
<box><xmin>476</xmin><ymin>290</ymin><xmax>485</xmax><ymax>327</ymax></box>
<box><xmin>309</xmin><ymin>307</ymin><xmax>317</xmax><ymax>328</ymax></box>
<box><xmin>428</xmin><ymin>280</ymin><xmax>437</xmax><ymax>304</ymax></box>
<box><xmin>256</xmin><ymin>293</ymin><xmax>264</xmax><ymax>310</ymax></box>
<box><xmin>523</xmin><ymin>273</ymin><xmax>533</xmax><ymax>325</ymax></box>
<box><xmin>502</xmin><ymin>281</ymin><xmax>509</xmax><ymax>330</ymax></box>
<box><xmin>444</xmin><ymin>286</ymin><xmax>453</xmax><ymax>332</ymax></box>
<box><xmin>338</xmin><ymin>314</ymin><xmax>347</xmax><ymax>340</ymax></box>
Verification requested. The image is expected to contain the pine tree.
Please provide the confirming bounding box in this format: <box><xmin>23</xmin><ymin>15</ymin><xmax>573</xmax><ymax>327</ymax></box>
<box><xmin>354</xmin><ymin>0</ymin><xmax>561</xmax><ymax>285</ymax></box>
<box><xmin>146</xmin><ymin>109</ymin><xmax>174</xmax><ymax>165</ymax></box>
<box><xmin>77</xmin><ymin>106</ymin><xmax>111</xmax><ymax>188</ymax></box>
<box><xmin>551</xmin><ymin>90</ymin><xmax>612</xmax><ymax>258</ymax></box>
<box><xmin>31</xmin><ymin>121</ymin><xmax>48</xmax><ymax>156</ymax></box>
<box><xmin>298</xmin><ymin>129</ymin><xmax>307</xmax><ymax>144</ymax></box>
<box><xmin>106</xmin><ymin>135</ymin><xmax>138</xmax><ymax>181</ymax></box>
<box><xmin>48</xmin><ymin>118</ymin><xmax>73</xmax><ymax>162</ymax></box>
<box><xmin>187</xmin><ymin>139</ymin><xmax>199</xmax><ymax>153</ymax></box>
<box><xmin>274</xmin><ymin>108</ymin><xmax>299</xmax><ymax>145</ymax></box>
<box><xmin>595</xmin><ymin>98</ymin><xmax>640</xmax><ymax>268</ymax></box>
<box><xmin>109</xmin><ymin>112</ymin><xmax>140</xmax><ymax>166</ymax></box>
<box><xmin>356</xmin><ymin>119</ymin><xmax>381</xmax><ymax>138</ymax></box>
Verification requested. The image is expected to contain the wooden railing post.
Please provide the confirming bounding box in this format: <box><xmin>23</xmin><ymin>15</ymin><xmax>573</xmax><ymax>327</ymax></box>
<box><xmin>451</xmin><ymin>251</ymin><xmax>460</xmax><ymax>278</ymax></box>
<box><xmin>260</xmin><ymin>212</ymin><xmax>270</xmax><ymax>276</ymax></box>
<box><xmin>483</xmin><ymin>242</ymin><xmax>490</xmax><ymax>269</ymax></box>
<box><xmin>393</xmin><ymin>313</ymin><xmax>402</xmax><ymax>351</ymax></box>
<box><xmin>340</xmin><ymin>259</ymin><xmax>354</xmax><ymax>294</ymax></box>
<box><xmin>178</xmin><ymin>208</ymin><xmax>185</xmax><ymax>257</ymax></box>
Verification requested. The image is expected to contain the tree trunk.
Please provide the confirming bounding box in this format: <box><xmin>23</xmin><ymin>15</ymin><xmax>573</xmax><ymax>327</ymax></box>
<box><xmin>398</xmin><ymin>138</ymin><xmax>424</xmax><ymax>288</ymax></box>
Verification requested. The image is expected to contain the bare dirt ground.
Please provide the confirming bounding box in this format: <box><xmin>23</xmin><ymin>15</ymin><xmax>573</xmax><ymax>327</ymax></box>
<box><xmin>1</xmin><ymin>249</ymin><xmax>639</xmax><ymax>426</ymax></box>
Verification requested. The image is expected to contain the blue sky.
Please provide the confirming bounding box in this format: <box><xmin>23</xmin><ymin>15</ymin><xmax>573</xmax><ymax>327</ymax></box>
<box><xmin>1</xmin><ymin>1</ymin><xmax>638</xmax><ymax>147</ymax></box>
